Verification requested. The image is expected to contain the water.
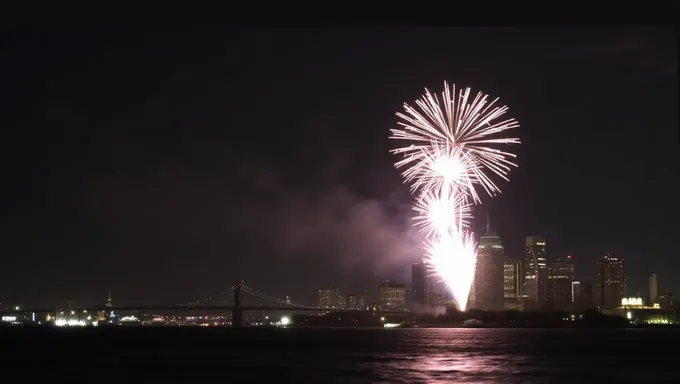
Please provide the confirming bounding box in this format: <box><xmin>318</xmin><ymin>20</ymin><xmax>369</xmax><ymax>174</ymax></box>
<box><xmin>7</xmin><ymin>327</ymin><xmax>679</xmax><ymax>382</ymax></box>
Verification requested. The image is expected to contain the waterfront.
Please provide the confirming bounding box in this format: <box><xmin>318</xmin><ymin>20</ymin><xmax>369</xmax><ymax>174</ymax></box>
<box><xmin>5</xmin><ymin>327</ymin><xmax>679</xmax><ymax>382</ymax></box>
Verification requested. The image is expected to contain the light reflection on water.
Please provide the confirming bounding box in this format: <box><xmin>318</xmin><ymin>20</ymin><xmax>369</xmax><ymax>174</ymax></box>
<box><xmin>10</xmin><ymin>327</ymin><xmax>680</xmax><ymax>382</ymax></box>
<box><xmin>354</xmin><ymin>329</ymin><xmax>537</xmax><ymax>383</ymax></box>
<box><xmin>330</xmin><ymin>328</ymin><xmax>678</xmax><ymax>383</ymax></box>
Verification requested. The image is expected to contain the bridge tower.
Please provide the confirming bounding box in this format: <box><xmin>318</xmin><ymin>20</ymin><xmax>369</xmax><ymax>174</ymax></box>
<box><xmin>232</xmin><ymin>281</ymin><xmax>243</xmax><ymax>327</ymax></box>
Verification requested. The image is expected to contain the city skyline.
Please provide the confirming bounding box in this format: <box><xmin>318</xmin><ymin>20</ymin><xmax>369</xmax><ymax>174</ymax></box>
<box><xmin>0</xmin><ymin>222</ymin><xmax>675</xmax><ymax>309</ymax></box>
<box><xmin>1</xmin><ymin>28</ymin><xmax>677</xmax><ymax>308</ymax></box>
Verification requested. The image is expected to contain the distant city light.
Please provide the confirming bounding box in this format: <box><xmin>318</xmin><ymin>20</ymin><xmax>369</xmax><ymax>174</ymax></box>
<box><xmin>55</xmin><ymin>319</ymin><xmax>87</xmax><ymax>327</ymax></box>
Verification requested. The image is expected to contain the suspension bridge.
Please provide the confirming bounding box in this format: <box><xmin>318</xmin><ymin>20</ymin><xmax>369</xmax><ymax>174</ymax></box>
<box><xmin>2</xmin><ymin>282</ymin><xmax>409</xmax><ymax>327</ymax></box>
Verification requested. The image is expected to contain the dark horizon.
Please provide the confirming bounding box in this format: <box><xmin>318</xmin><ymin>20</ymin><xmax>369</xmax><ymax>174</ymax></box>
<box><xmin>1</xmin><ymin>27</ymin><xmax>677</xmax><ymax>308</ymax></box>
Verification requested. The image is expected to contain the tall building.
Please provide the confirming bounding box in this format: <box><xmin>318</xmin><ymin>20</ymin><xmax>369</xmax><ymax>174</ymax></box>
<box><xmin>503</xmin><ymin>258</ymin><xmax>522</xmax><ymax>310</ymax></box>
<box><xmin>98</xmin><ymin>289</ymin><xmax>113</xmax><ymax>321</ymax></box>
<box><xmin>411</xmin><ymin>263</ymin><xmax>427</xmax><ymax>308</ymax></box>
<box><xmin>379</xmin><ymin>280</ymin><xmax>406</xmax><ymax>310</ymax></box>
<box><xmin>523</xmin><ymin>236</ymin><xmax>548</xmax><ymax>309</ymax></box>
<box><xmin>548</xmin><ymin>255</ymin><xmax>575</xmax><ymax>310</ymax></box>
<box><xmin>572</xmin><ymin>281</ymin><xmax>594</xmax><ymax>310</ymax></box>
<box><xmin>317</xmin><ymin>287</ymin><xmax>342</xmax><ymax>309</ymax></box>
<box><xmin>658</xmin><ymin>289</ymin><xmax>678</xmax><ymax>311</ymax></box>
<box><xmin>649</xmin><ymin>273</ymin><xmax>659</xmax><ymax>305</ymax></box>
<box><xmin>317</xmin><ymin>288</ymin><xmax>333</xmax><ymax>308</ymax></box>
<box><xmin>346</xmin><ymin>295</ymin><xmax>359</xmax><ymax>309</ymax></box>
<box><xmin>594</xmin><ymin>253</ymin><xmax>626</xmax><ymax>308</ymax></box>
<box><xmin>468</xmin><ymin>280</ymin><xmax>476</xmax><ymax>309</ymax></box>
<box><xmin>571</xmin><ymin>281</ymin><xmax>580</xmax><ymax>304</ymax></box>
<box><xmin>472</xmin><ymin>219</ymin><xmax>504</xmax><ymax>311</ymax></box>
<box><xmin>425</xmin><ymin>274</ymin><xmax>438</xmax><ymax>306</ymax></box>
<box><xmin>336</xmin><ymin>294</ymin><xmax>346</xmax><ymax>308</ymax></box>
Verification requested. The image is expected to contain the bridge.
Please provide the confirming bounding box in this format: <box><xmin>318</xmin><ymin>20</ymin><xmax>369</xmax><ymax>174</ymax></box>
<box><xmin>2</xmin><ymin>282</ymin><xmax>410</xmax><ymax>327</ymax></box>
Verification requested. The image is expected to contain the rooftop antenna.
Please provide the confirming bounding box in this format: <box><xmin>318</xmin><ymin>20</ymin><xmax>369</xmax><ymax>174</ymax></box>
<box><xmin>486</xmin><ymin>210</ymin><xmax>490</xmax><ymax>234</ymax></box>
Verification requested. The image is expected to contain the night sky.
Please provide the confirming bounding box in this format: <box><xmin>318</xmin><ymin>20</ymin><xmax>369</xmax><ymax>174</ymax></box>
<box><xmin>1</xmin><ymin>27</ymin><xmax>677</xmax><ymax>308</ymax></box>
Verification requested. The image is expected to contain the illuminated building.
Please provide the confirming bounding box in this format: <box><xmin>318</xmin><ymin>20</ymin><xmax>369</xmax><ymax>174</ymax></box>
<box><xmin>648</xmin><ymin>273</ymin><xmax>659</xmax><ymax>305</ymax></box>
<box><xmin>54</xmin><ymin>309</ymin><xmax>99</xmax><ymax>327</ymax></box>
<box><xmin>346</xmin><ymin>295</ymin><xmax>359</xmax><ymax>309</ymax></box>
<box><xmin>523</xmin><ymin>236</ymin><xmax>548</xmax><ymax>309</ymax></box>
<box><xmin>317</xmin><ymin>288</ymin><xmax>334</xmax><ymax>308</ymax></box>
<box><xmin>503</xmin><ymin>258</ymin><xmax>522</xmax><ymax>310</ymax></box>
<box><xmin>548</xmin><ymin>255</ymin><xmax>575</xmax><ymax>310</ymax></box>
<box><xmin>620</xmin><ymin>297</ymin><xmax>646</xmax><ymax>307</ymax></box>
<box><xmin>572</xmin><ymin>281</ymin><xmax>594</xmax><ymax>310</ymax></box>
<box><xmin>1</xmin><ymin>315</ymin><xmax>21</xmax><ymax>325</ymax></box>
<box><xmin>99</xmin><ymin>289</ymin><xmax>113</xmax><ymax>321</ymax></box>
<box><xmin>473</xmin><ymin>220</ymin><xmax>504</xmax><ymax>311</ymax></box>
<box><xmin>600</xmin><ymin>296</ymin><xmax>676</xmax><ymax>325</ymax></box>
<box><xmin>425</xmin><ymin>274</ymin><xmax>437</xmax><ymax>306</ymax></box>
<box><xmin>336</xmin><ymin>294</ymin><xmax>346</xmax><ymax>308</ymax></box>
<box><xmin>316</xmin><ymin>287</ymin><xmax>344</xmax><ymax>309</ymax></box>
<box><xmin>379</xmin><ymin>280</ymin><xmax>406</xmax><ymax>311</ymax></box>
<box><xmin>572</xmin><ymin>281</ymin><xmax>580</xmax><ymax>304</ymax></box>
<box><xmin>658</xmin><ymin>289</ymin><xmax>678</xmax><ymax>311</ymax></box>
<box><xmin>594</xmin><ymin>253</ymin><xmax>626</xmax><ymax>309</ymax></box>
<box><xmin>411</xmin><ymin>263</ymin><xmax>427</xmax><ymax>308</ymax></box>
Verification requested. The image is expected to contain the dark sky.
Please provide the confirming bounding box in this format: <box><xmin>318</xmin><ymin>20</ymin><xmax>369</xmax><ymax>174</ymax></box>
<box><xmin>1</xmin><ymin>27</ymin><xmax>677</xmax><ymax>308</ymax></box>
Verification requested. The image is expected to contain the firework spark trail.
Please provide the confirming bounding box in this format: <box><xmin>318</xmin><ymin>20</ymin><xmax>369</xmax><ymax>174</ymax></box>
<box><xmin>390</xmin><ymin>82</ymin><xmax>520</xmax><ymax>311</ymax></box>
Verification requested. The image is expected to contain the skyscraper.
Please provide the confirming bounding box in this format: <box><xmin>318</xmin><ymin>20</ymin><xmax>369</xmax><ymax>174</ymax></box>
<box><xmin>571</xmin><ymin>281</ymin><xmax>580</xmax><ymax>304</ymax></box>
<box><xmin>425</xmin><ymin>274</ymin><xmax>437</xmax><ymax>306</ymax></box>
<box><xmin>594</xmin><ymin>253</ymin><xmax>626</xmax><ymax>308</ymax></box>
<box><xmin>649</xmin><ymin>273</ymin><xmax>659</xmax><ymax>305</ymax></box>
<box><xmin>346</xmin><ymin>295</ymin><xmax>359</xmax><ymax>309</ymax></box>
<box><xmin>503</xmin><ymin>258</ymin><xmax>522</xmax><ymax>310</ymax></box>
<box><xmin>317</xmin><ymin>288</ymin><xmax>333</xmax><ymax>308</ymax></box>
<box><xmin>472</xmin><ymin>217</ymin><xmax>504</xmax><ymax>311</ymax></box>
<box><xmin>380</xmin><ymin>280</ymin><xmax>406</xmax><ymax>310</ymax></box>
<box><xmin>524</xmin><ymin>236</ymin><xmax>548</xmax><ymax>310</ymax></box>
<box><xmin>317</xmin><ymin>287</ymin><xmax>342</xmax><ymax>309</ymax></box>
<box><xmin>336</xmin><ymin>293</ymin><xmax>346</xmax><ymax>308</ymax></box>
<box><xmin>658</xmin><ymin>289</ymin><xmax>678</xmax><ymax>311</ymax></box>
<box><xmin>548</xmin><ymin>255</ymin><xmax>575</xmax><ymax>310</ymax></box>
<box><xmin>411</xmin><ymin>263</ymin><xmax>427</xmax><ymax>308</ymax></box>
<box><xmin>572</xmin><ymin>281</ymin><xmax>594</xmax><ymax>310</ymax></box>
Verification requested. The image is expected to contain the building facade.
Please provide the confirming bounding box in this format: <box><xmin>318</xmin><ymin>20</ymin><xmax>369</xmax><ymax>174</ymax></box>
<box><xmin>524</xmin><ymin>236</ymin><xmax>548</xmax><ymax>310</ymax></box>
<box><xmin>346</xmin><ymin>295</ymin><xmax>359</xmax><ymax>309</ymax></box>
<box><xmin>380</xmin><ymin>280</ymin><xmax>406</xmax><ymax>310</ymax></box>
<box><xmin>594</xmin><ymin>253</ymin><xmax>626</xmax><ymax>309</ymax></box>
<box><xmin>573</xmin><ymin>281</ymin><xmax>594</xmax><ymax>310</ymax></box>
<box><xmin>548</xmin><ymin>255</ymin><xmax>575</xmax><ymax>310</ymax></box>
<box><xmin>503</xmin><ymin>258</ymin><xmax>522</xmax><ymax>310</ymax></box>
<box><xmin>317</xmin><ymin>287</ymin><xmax>343</xmax><ymax>309</ymax></box>
<box><xmin>411</xmin><ymin>263</ymin><xmax>427</xmax><ymax>308</ymax></box>
<box><xmin>649</xmin><ymin>273</ymin><xmax>659</xmax><ymax>305</ymax></box>
<box><xmin>658</xmin><ymin>289</ymin><xmax>678</xmax><ymax>311</ymax></box>
<box><xmin>472</xmin><ymin>225</ymin><xmax>505</xmax><ymax>311</ymax></box>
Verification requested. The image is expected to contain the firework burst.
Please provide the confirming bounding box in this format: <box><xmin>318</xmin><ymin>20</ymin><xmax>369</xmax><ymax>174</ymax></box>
<box><xmin>390</xmin><ymin>81</ymin><xmax>520</xmax><ymax>311</ymax></box>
